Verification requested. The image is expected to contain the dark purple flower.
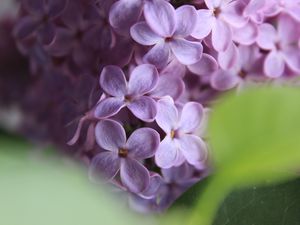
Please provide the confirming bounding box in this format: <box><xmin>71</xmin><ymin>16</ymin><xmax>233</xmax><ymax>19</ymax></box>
<box><xmin>14</xmin><ymin>0</ymin><xmax>67</xmax><ymax>45</ymax></box>
<box><xmin>95</xmin><ymin>64</ymin><xmax>159</xmax><ymax>122</ymax></box>
<box><xmin>89</xmin><ymin>119</ymin><xmax>160</xmax><ymax>193</ymax></box>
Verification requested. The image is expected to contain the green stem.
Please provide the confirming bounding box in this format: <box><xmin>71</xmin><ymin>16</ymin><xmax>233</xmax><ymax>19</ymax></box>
<box><xmin>187</xmin><ymin>175</ymin><xmax>232</xmax><ymax>225</ymax></box>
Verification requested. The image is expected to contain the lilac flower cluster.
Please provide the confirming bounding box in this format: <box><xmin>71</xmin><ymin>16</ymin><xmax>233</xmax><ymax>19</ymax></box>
<box><xmin>10</xmin><ymin>0</ymin><xmax>300</xmax><ymax>212</ymax></box>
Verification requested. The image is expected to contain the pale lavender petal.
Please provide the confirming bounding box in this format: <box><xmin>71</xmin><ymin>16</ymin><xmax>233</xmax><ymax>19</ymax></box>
<box><xmin>144</xmin><ymin>0</ymin><xmax>176</xmax><ymax>37</ymax></box>
<box><xmin>128</xmin><ymin>64</ymin><xmax>159</xmax><ymax>95</ymax></box>
<box><xmin>37</xmin><ymin>22</ymin><xmax>55</xmax><ymax>45</ymax></box>
<box><xmin>150</xmin><ymin>74</ymin><xmax>185</xmax><ymax>100</ymax></box>
<box><xmin>264</xmin><ymin>51</ymin><xmax>285</xmax><ymax>78</ymax></box>
<box><xmin>288</xmin><ymin>6</ymin><xmax>300</xmax><ymax>22</ymax></box>
<box><xmin>233</xmin><ymin>21</ymin><xmax>258</xmax><ymax>45</ymax></box>
<box><xmin>191</xmin><ymin>10</ymin><xmax>214</xmax><ymax>39</ymax></box>
<box><xmin>47</xmin><ymin>0</ymin><xmax>67</xmax><ymax>17</ymax></box>
<box><xmin>127</xmin><ymin>128</ymin><xmax>160</xmax><ymax>159</ymax></box>
<box><xmin>89</xmin><ymin>152</ymin><xmax>120</xmax><ymax>181</ymax></box>
<box><xmin>174</xmin><ymin>5</ymin><xmax>198</xmax><ymax>37</ymax></box>
<box><xmin>221</xmin><ymin>9</ymin><xmax>248</xmax><ymax>28</ymax></box>
<box><xmin>218</xmin><ymin>42</ymin><xmax>239</xmax><ymax>70</ymax></box>
<box><xmin>188</xmin><ymin>53</ymin><xmax>218</xmax><ymax>76</ymax></box>
<box><xmin>243</xmin><ymin>0</ymin><xmax>266</xmax><ymax>17</ymax></box>
<box><xmin>95</xmin><ymin>120</ymin><xmax>126</xmax><ymax>152</ymax></box>
<box><xmin>211</xmin><ymin>70</ymin><xmax>240</xmax><ymax>90</ymax></box>
<box><xmin>204</xmin><ymin>0</ymin><xmax>221</xmax><ymax>9</ymax></box>
<box><xmin>128</xmin><ymin>96</ymin><xmax>157</xmax><ymax>122</ymax></box>
<box><xmin>278</xmin><ymin>14</ymin><xmax>299</xmax><ymax>45</ymax></box>
<box><xmin>109</xmin><ymin>0</ymin><xmax>143</xmax><ymax>35</ymax></box>
<box><xmin>179</xmin><ymin>102</ymin><xmax>204</xmax><ymax>133</ymax></box>
<box><xmin>155</xmin><ymin>137</ymin><xmax>179</xmax><ymax>168</ymax></box>
<box><xmin>212</xmin><ymin>19</ymin><xmax>232</xmax><ymax>52</ymax></box>
<box><xmin>161</xmin><ymin>59</ymin><xmax>186</xmax><ymax>77</ymax></box>
<box><xmin>178</xmin><ymin>134</ymin><xmax>207</xmax><ymax>165</ymax></box>
<box><xmin>256</xmin><ymin>23</ymin><xmax>277</xmax><ymax>50</ymax></box>
<box><xmin>130</xmin><ymin>22</ymin><xmax>163</xmax><ymax>46</ymax></box>
<box><xmin>143</xmin><ymin>42</ymin><xmax>170</xmax><ymax>69</ymax></box>
<box><xmin>282</xmin><ymin>48</ymin><xmax>300</xmax><ymax>73</ymax></box>
<box><xmin>100</xmin><ymin>65</ymin><xmax>127</xmax><ymax>97</ymax></box>
<box><xmin>120</xmin><ymin>158</ymin><xmax>150</xmax><ymax>193</ymax></box>
<box><xmin>156</xmin><ymin>97</ymin><xmax>178</xmax><ymax>133</ymax></box>
<box><xmin>13</xmin><ymin>16</ymin><xmax>40</xmax><ymax>39</ymax></box>
<box><xmin>94</xmin><ymin>97</ymin><xmax>125</xmax><ymax>118</ymax></box>
<box><xmin>170</xmin><ymin>39</ymin><xmax>203</xmax><ymax>65</ymax></box>
<box><xmin>140</xmin><ymin>173</ymin><xmax>162</xmax><ymax>199</ymax></box>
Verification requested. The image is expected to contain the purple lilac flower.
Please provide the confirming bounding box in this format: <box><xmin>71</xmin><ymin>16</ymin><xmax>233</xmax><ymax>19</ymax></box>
<box><xmin>14</xmin><ymin>0</ymin><xmax>67</xmax><ymax>45</ymax></box>
<box><xmin>211</xmin><ymin>44</ymin><xmax>264</xmax><ymax>90</ymax></box>
<box><xmin>155</xmin><ymin>97</ymin><xmax>207</xmax><ymax>168</ymax></box>
<box><xmin>264</xmin><ymin>0</ymin><xmax>300</xmax><ymax>22</ymax></box>
<box><xmin>94</xmin><ymin>64</ymin><xmax>158</xmax><ymax>122</ymax></box>
<box><xmin>131</xmin><ymin>2</ymin><xmax>203</xmax><ymax>68</ymax></box>
<box><xmin>89</xmin><ymin>119</ymin><xmax>160</xmax><ymax>193</ymax></box>
<box><xmin>191</xmin><ymin>0</ymin><xmax>247</xmax><ymax>52</ymax></box>
<box><xmin>256</xmin><ymin>15</ymin><xmax>300</xmax><ymax>78</ymax></box>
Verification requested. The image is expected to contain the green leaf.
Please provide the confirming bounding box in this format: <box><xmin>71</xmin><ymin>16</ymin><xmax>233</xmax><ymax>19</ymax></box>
<box><xmin>0</xmin><ymin>133</ymin><xmax>153</xmax><ymax>225</ymax></box>
<box><xmin>184</xmin><ymin>87</ymin><xmax>300</xmax><ymax>225</ymax></box>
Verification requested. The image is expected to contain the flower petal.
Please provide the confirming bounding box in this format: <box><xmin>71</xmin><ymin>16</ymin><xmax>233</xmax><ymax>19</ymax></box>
<box><xmin>100</xmin><ymin>65</ymin><xmax>127</xmax><ymax>97</ymax></box>
<box><xmin>191</xmin><ymin>10</ymin><xmax>214</xmax><ymax>39</ymax></box>
<box><xmin>288</xmin><ymin>6</ymin><xmax>300</xmax><ymax>22</ymax></box>
<box><xmin>13</xmin><ymin>16</ymin><xmax>40</xmax><ymax>40</ymax></box>
<box><xmin>143</xmin><ymin>42</ymin><xmax>171</xmax><ymax>69</ymax></box>
<box><xmin>130</xmin><ymin>22</ymin><xmax>163</xmax><ymax>46</ymax></box>
<box><xmin>179</xmin><ymin>102</ymin><xmax>204</xmax><ymax>133</ymax></box>
<box><xmin>155</xmin><ymin>137</ymin><xmax>179</xmax><ymax>168</ymax></box>
<box><xmin>278</xmin><ymin>14</ymin><xmax>299</xmax><ymax>45</ymax></box>
<box><xmin>256</xmin><ymin>23</ymin><xmax>277</xmax><ymax>50</ymax></box>
<box><xmin>211</xmin><ymin>70</ymin><xmax>240</xmax><ymax>91</ymax></box>
<box><xmin>95</xmin><ymin>120</ymin><xmax>126</xmax><ymax>152</ymax></box>
<box><xmin>150</xmin><ymin>74</ymin><xmax>185</xmax><ymax>100</ymax></box>
<box><xmin>211</xmin><ymin>19</ymin><xmax>232</xmax><ymax>52</ymax></box>
<box><xmin>264</xmin><ymin>51</ymin><xmax>285</xmax><ymax>78</ymax></box>
<box><xmin>174</xmin><ymin>5</ymin><xmax>197</xmax><ymax>37</ymax></box>
<box><xmin>178</xmin><ymin>134</ymin><xmax>207</xmax><ymax>165</ymax></box>
<box><xmin>47</xmin><ymin>0</ymin><xmax>67</xmax><ymax>18</ymax></box>
<box><xmin>144</xmin><ymin>0</ymin><xmax>176</xmax><ymax>37</ymax></box>
<box><xmin>23</xmin><ymin>0</ymin><xmax>44</xmax><ymax>15</ymax></box>
<box><xmin>120</xmin><ymin>158</ymin><xmax>150</xmax><ymax>193</ymax></box>
<box><xmin>140</xmin><ymin>173</ymin><xmax>162</xmax><ymax>199</ymax></box>
<box><xmin>89</xmin><ymin>152</ymin><xmax>120</xmax><ymax>181</ymax></box>
<box><xmin>128</xmin><ymin>64</ymin><xmax>159</xmax><ymax>95</ymax></box>
<box><xmin>282</xmin><ymin>48</ymin><xmax>300</xmax><ymax>73</ymax></box>
<box><xmin>156</xmin><ymin>97</ymin><xmax>178</xmax><ymax>133</ymax></box>
<box><xmin>94</xmin><ymin>97</ymin><xmax>125</xmax><ymax>118</ymax></box>
<box><xmin>37</xmin><ymin>22</ymin><xmax>55</xmax><ymax>45</ymax></box>
<box><xmin>128</xmin><ymin>96</ymin><xmax>157</xmax><ymax>122</ymax></box>
<box><xmin>188</xmin><ymin>53</ymin><xmax>218</xmax><ymax>76</ymax></box>
<box><xmin>218</xmin><ymin>42</ymin><xmax>239</xmax><ymax>70</ymax></box>
<box><xmin>170</xmin><ymin>39</ymin><xmax>203</xmax><ymax>65</ymax></box>
<box><xmin>109</xmin><ymin>0</ymin><xmax>143</xmax><ymax>35</ymax></box>
<box><xmin>233</xmin><ymin>21</ymin><xmax>258</xmax><ymax>45</ymax></box>
<box><xmin>127</xmin><ymin>128</ymin><xmax>160</xmax><ymax>159</ymax></box>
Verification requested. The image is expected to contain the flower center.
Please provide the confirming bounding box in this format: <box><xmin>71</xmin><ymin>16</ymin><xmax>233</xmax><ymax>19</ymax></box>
<box><xmin>165</xmin><ymin>37</ymin><xmax>173</xmax><ymax>42</ymax></box>
<box><xmin>170</xmin><ymin>129</ymin><xmax>180</xmax><ymax>139</ymax></box>
<box><xmin>118</xmin><ymin>148</ymin><xmax>128</xmax><ymax>158</ymax></box>
<box><xmin>239</xmin><ymin>70</ymin><xmax>247</xmax><ymax>79</ymax></box>
<box><xmin>213</xmin><ymin>7</ymin><xmax>221</xmax><ymax>17</ymax></box>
